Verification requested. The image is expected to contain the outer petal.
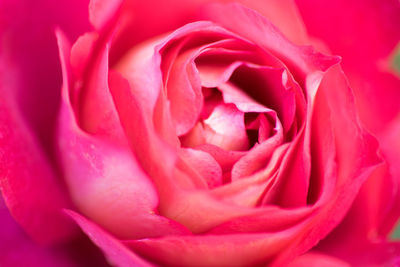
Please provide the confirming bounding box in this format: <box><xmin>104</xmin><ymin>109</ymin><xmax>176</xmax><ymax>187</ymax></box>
<box><xmin>0</xmin><ymin>194</ymin><xmax>108</xmax><ymax>267</ymax></box>
<box><xmin>295</xmin><ymin>0</ymin><xmax>400</xmax><ymax>62</ymax></box>
<box><xmin>0</xmin><ymin>0</ymin><xmax>90</xmax><ymax>153</ymax></box>
<box><xmin>97</xmin><ymin>0</ymin><xmax>309</xmax><ymax>64</ymax></box>
<box><xmin>0</xmin><ymin>61</ymin><xmax>76</xmax><ymax>243</ymax></box>
<box><xmin>378</xmin><ymin>115</ymin><xmax>400</xmax><ymax>235</ymax></box>
<box><xmin>66</xmin><ymin>209</ymin><xmax>153</xmax><ymax>267</ymax></box>
<box><xmin>57</xmin><ymin>30</ymin><xmax>189</xmax><ymax>240</ymax></box>
<box><xmin>287</xmin><ymin>252</ymin><xmax>350</xmax><ymax>267</ymax></box>
<box><xmin>126</xmin><ymin>230</ymin><xmax>295</xmax><ymax>267</ymax></box>
<box><xmin>200</xmin><ymin>3</ymin><xmax>340</xmax><ymax>87</ymax></box>
<box><xmin>317</xmin><ymin>241</ymin><xmax>400</xmax><ymax>267</ymax></box>
<box><xmin>0</xmin><ymin>0</ymin><xmax>90</xmax><ymax>244</ymax></box>
<box><xmin>295</xmin><ymin>0</ymin><xmax>400</xmax><ymax>134</ymax></box>
<box><xmin>296</xmin><ymin>0</ymin><xmax>400</xmax><ymax>249</ymax></box>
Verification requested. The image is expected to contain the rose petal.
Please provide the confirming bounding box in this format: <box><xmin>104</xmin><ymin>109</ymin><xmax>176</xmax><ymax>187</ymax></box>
<box><xmin>70</xmin><ymin>31</ymin><xmax>127</xmax><ymax>144</ymax></box>
<box><xmin>295</xmin><ymin>0</ymin><xmax>400</xmax><ymax>134</ymax></box>
<box><xmin>108</xmin><ymin>0</ymin><xmax>309</xmax><ymax>63</ymax></box>
<box><xmin>317</xmin><ymin>240</ymin><xmax>400</xmax><ymax>267</ymax></box>
<box><xmin>295</xmin><ymin>0</ymin><xmax>400</xmax><ymax>62</ymax></box>
<box><xmin>211</xmin><ymin>143</ymin><xmax>289</xmax><ymax>207</ymax></box>
<box><xmin>89</xmin><ymin>0</ymin><xmax>123</xmax><ymax>30</ymax></box>
<box><xmin>59</xmin><ymin>31</ymin><xmax>189</xmax><ymax>239</ymax></box>
<box><xmin>208</xmin><ymin>205</ymin><xmax>312</xmax><ymax>234</ymax></box>
<box><xmin>0</xmin><ymin>0</ymin><xmax>90</xmax><ymax>153</ymax></box>
<box><xmin>163</xmin><ymin>38</ymin><xmax>204</xmax><ymax>135</ymax></box>
<box><xmin>110</xmin><ymin>71</ymin><xmax>251</xmax><ymax>232</ymax></box>
<box><xmin>125</xmin><ymin>230</ymin><xmax>295</xmax><ymax>267</ymax></box>
<box><xmin>202</xmin><ymin>3</ymin><xmax>340</xmax><ymax>86</ymax></box>
<box><xmin>196</xmin><ymin>143</ymin><xmax>245</xmax><ymax>174</ymax></box>
<box><xmin>287</xmin><ymin>252</ymin><xmax>350</xmax><ymax>267</ymax></box>
<box><xmin>203</xmin><ymin>104</ymin><xmax>249</xmax><ymax>151</ymax></box>
<box><xmin>180</xmin><ymin>148</ymin><xmax>223</xmax><ymax>189</ymax></box>
<box><xmin>231</xmin><ymin>119</ymin><xmax>283</xmax><ymax>180</ymax></box>
<box><xmin>66</xmin><ymin>209</ymin><xmax>154</xmax><ymax>267</ymax></box>
<box><xmin>0</xmin><ymin>30</ymin><xmax>78</xmax><ymax>244</ymax></box>
<box><xmin>227</xmin><ymin>65</ymin><xmax>298</xmax><ymax>132</ymax></box>
<box><xmin>317</xmin><ymin>115</ymin><xmax>400</xmax><ymax>254</ymax></box>
<box><xmin>0</xmin><ymin>194</ymin><xmax>106</xmax><ymax>267</ymax></box>
<box><xmin>377</xmin><ymin>114</ymin><xmax>400</xmax><ymax>235</ymax></box>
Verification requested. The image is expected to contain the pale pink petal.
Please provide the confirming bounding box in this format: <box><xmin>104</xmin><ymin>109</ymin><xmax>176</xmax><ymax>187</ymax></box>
<box><xmin>203</xmin><ymin>104</ymin><xmax>249</xmax><ymax>151</ymax></box>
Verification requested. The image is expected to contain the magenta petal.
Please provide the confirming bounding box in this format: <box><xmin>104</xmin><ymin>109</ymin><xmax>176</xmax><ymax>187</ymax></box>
<box><xmin>0</xmin><ymin>194</ymin><xmax>98</xmax><ymax>267</ymax></box>
<box><xmin>295</xmin><ymin>0</ymin><xmax>400</xmax><ymax>62</ymax></box>
<box><xmin>317</xmin><ymin>241</ymin><xmax>400</xmax><ymax>266</ymax></box>
<box><xmin>0</xmin><ymin>101</ymin><xmax>76</xmax><ymax>242</ymax></box>
<box><xmin>65</xmin><ymin>209</ymin><xmax>153</xmax><ymax>267</ymax></box>
<box><xmin>295</xmin><ymin>0</ymin><xmax>400</xmax><ymax>134</ymax></box>
<box><xmin>377</xmin><ymin>115</ymin><xmax>400</xmax><ymax>235</ymax></box>
<box><xmin>0</xmin><ymin>31</ymin><xmax>76</xmax><ymax>243</ymax></box>
<box><xmin>346</xmin><ymin>242</ymin><xmax>400</xmax><ymax>266</ymax></box>
<box><xmin>0</xmin><ymin>0</ymin><xmax>90</xmax><ymax>153</ymax></box>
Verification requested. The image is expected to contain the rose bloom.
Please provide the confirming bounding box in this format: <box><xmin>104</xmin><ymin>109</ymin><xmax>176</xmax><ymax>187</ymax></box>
<box><xmin>1</xmin><ymin>0</ymin><xmax>400</xmax><ymax>266</ymax></box>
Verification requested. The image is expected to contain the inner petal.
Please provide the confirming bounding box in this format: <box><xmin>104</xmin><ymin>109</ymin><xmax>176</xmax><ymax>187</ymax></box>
<box><xmin>203</xmin><ymin>104</ymin><xmax>249</xmax><ymax>151</ymax></box>
<box><xmin>229</xmin><ymin>65</ymin><xmax>296</xmax><ymax>133</ymax></box>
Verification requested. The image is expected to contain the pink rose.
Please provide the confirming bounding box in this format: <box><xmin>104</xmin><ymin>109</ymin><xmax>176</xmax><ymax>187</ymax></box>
<box><xmin>1</xmin><ymin>0</ymin><xmax>399</xmax><ymax>266</ymax></box>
